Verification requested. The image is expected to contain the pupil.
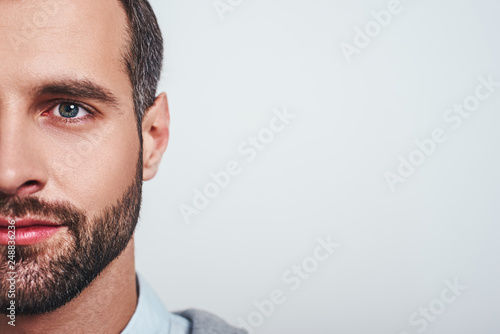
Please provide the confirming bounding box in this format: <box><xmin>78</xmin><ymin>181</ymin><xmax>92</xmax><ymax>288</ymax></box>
<box><xmin>60</xmin><ymin>104</ymin><xmax>79</xmax><ymax>118</ymax></box>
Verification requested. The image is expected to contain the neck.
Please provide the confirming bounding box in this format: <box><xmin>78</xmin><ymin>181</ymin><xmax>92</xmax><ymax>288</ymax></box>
<box><xmin>0</xmin><ymin>238</ymin><xmax>138</xmax><ymax>334</ymax></box>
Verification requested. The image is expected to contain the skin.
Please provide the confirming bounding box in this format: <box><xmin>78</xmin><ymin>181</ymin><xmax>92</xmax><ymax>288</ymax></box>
<box><xmin>0</xmin><ymin>0</ymin><xmax>170</xmax><ymax>333</ymax></box>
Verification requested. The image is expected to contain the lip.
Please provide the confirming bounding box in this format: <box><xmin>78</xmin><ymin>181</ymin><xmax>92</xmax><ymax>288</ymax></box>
<box><xmin>0</xmin><ymin>217</ymin><xmax>65</xmax><ymax>246</ymax></box>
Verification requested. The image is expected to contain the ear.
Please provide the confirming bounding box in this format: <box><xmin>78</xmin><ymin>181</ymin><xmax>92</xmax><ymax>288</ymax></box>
<box><xmin>142</xmin><ymin>92</ymin><xmax>170</xmax><ymax>181</ymax></box>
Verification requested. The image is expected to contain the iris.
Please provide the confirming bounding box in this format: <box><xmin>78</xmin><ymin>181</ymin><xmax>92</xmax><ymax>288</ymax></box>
<box><xmin>59</xmin><ymin>103</ymin><xmax>79</xmax><ymax>118</ymax></box>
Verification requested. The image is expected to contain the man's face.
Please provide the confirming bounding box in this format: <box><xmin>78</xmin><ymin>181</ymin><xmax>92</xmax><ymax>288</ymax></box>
<box><xmin>0</xmin><ymin>0</ymin><xmax>143</xmax><ymax>314</ymax></box>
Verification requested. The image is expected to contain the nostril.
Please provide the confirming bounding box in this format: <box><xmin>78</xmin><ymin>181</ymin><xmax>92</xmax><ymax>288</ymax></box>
<box><xmin>14</xmin><ymin>180</ymin><xmax>42</xmax><ymax>197</ymax></box>
<box><xmin>24</xmin><ymin>180</ymin><xmax>38</xmax><ymax>187</ymax></box>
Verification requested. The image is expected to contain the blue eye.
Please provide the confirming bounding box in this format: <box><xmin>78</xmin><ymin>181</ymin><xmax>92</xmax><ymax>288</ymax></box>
<box><xmin>54</xmin><ymin>103</ymin><xmax>90</xmax><ymax>119</ymax></box>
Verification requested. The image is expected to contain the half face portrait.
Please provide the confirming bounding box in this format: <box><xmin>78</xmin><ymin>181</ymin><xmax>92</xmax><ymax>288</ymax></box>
<box><xmin>0</xmin><ymin>1</ymin><xmax>245</xmax><ymax>333</ymax></box>
<box><xmin>0</xmin><ymin>0</ymin><xmax>160</xmax><ymax>314</ymax></box>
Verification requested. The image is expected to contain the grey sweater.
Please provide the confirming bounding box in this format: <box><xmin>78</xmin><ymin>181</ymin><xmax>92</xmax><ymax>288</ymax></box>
<box><xmin>176</xmin><ymin>310</ymin><xmax>248</xmax><ymax>334</ymax></box>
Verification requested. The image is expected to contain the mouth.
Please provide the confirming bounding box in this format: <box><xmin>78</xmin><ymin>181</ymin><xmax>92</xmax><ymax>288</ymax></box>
<box><xmin>0</xmin><ymin>217</ymin><xmax>67</xmax><ymax>246</ymax></box>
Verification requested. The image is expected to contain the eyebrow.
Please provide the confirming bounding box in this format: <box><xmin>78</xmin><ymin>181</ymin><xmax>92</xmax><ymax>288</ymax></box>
<box><xmin>35</xmin><ymin>79</ymin><xmax>120</xmax><ymax>109</ymax></box>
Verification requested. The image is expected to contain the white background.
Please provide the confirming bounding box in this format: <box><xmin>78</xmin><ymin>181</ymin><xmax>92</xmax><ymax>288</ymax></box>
<box><xmin>135</xmin><ymin>0</ymin><xmax>500</xmax><ymax>333</ymax></box>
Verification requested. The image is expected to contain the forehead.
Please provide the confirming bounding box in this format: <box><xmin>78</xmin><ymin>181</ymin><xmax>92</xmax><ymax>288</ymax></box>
<box><xmin>0</xmin><ymin>0</ymin><xmax>130</xmax><ymax>101</ymax></box>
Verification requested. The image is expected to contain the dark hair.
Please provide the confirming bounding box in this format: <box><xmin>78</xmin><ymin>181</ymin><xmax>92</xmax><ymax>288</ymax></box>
<box><xmin>118</xmin><ymin>0</ymin><xmax>164</xmax><ymax>132</ymax></box>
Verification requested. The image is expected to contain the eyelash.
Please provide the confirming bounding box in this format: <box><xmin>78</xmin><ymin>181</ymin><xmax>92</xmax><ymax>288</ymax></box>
<box><xmin>43</xmin><ymin>100</ymin><xmax>96</xmax><ymax>124</ymax></box>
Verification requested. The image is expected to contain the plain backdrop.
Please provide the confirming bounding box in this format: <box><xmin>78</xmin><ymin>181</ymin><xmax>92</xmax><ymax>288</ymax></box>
<box><xmin>135</xmin><ymin>0</ymin><xmax>500</xmax><ymax>333</ymax></box>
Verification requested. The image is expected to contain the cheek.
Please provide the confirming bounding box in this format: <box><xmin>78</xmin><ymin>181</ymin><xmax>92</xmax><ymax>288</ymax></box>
<box><xmin>46</xmin><ymin>120</ymin><xmax>140</xmax><ymax>214</ymax></box>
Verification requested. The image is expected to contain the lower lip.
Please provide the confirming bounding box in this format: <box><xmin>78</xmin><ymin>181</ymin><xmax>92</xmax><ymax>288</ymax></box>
<box><xmin>0</xmin><ymin>226</ymin><xmax>64</xmax><ymax>246</ymax></box>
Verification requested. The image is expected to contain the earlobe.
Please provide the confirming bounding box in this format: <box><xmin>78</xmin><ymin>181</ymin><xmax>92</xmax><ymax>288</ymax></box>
<box><xmin>141</xmin><ymin>92</ymin><xmax>170</xmax><ymax>181</ymax></box>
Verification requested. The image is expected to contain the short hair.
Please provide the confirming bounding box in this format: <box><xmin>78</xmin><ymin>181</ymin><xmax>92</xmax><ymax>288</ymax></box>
<box><xmin>118</xmin><ymin>0</ymin><xmax>164</xmax><ymax>133</ymax></box>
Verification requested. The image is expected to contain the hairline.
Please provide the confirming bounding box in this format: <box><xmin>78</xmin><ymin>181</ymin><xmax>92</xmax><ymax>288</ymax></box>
<box><xmin>116</xmin><ymin>0</ymin><xmax>142</xmax><ymax>132</ymax></box>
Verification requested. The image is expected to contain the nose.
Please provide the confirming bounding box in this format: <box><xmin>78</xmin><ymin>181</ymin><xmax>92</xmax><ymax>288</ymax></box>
<box><xmin>0</xmin><ymin>113</ymin><xmax>47</xmax><ymax>198</ymax></box>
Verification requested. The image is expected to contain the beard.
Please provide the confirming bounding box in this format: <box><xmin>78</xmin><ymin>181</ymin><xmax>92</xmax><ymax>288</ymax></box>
<box><xmin>0</xmin><ymin>157</ymin><xmax>143</xmax><ymax>315</ymax></box>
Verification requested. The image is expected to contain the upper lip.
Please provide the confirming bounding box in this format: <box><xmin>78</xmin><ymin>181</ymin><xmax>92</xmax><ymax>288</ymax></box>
<box><xmin>0</xmin><ymin>217</ymin><xmax>62</xmax><ymax>228</ymax></box>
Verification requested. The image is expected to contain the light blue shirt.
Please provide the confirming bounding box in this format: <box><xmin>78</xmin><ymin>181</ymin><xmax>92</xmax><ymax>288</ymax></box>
<box><xmin>121</xmin><ymin>273</ymin><xmax>191</xmax><ymax>334</ymax></box>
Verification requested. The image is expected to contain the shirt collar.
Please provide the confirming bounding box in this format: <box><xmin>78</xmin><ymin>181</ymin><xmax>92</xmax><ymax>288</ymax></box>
<box><xmin>121</xmin><ymin>273</ymin><xmax>191</xmax><ymax>334</ymax></box>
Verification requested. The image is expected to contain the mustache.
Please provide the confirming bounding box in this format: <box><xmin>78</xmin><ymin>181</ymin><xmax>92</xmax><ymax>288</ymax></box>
<box><xmin>0</xmin><ymin>195</ymin><xmax>86</xmax><ymax>229</ymax></box>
